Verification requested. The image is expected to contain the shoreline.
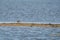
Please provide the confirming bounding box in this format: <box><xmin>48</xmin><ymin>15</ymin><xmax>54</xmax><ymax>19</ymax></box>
<box><xmin>0</xmin><ymin>22</ymin><xmax>60</xmax><ymax>28</ymax></box>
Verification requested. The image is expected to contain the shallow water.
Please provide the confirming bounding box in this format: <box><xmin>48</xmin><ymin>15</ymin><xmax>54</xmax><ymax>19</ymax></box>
<box><xmin>0</xmin><ymin>0</ymin><xmax>60</xmax><ymax>23</ymax></box>
<box><xmin>0</xmin><ymin>26</ymin><xmax>60</xmax><ymax>40</ymax></box>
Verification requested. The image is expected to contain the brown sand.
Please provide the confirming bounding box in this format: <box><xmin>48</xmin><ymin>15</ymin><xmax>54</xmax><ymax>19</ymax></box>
<box><xmin>0</xmin><ymin>23</ymin><xmax>60</xmax><ymax>28</ymax></box>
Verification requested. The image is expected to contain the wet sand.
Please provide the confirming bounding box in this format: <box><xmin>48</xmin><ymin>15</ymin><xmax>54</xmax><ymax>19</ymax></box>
<box><xmin>0</xmin><ymin>23</ymin><xmax>60</xmax><ymax>28</ymax></box>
